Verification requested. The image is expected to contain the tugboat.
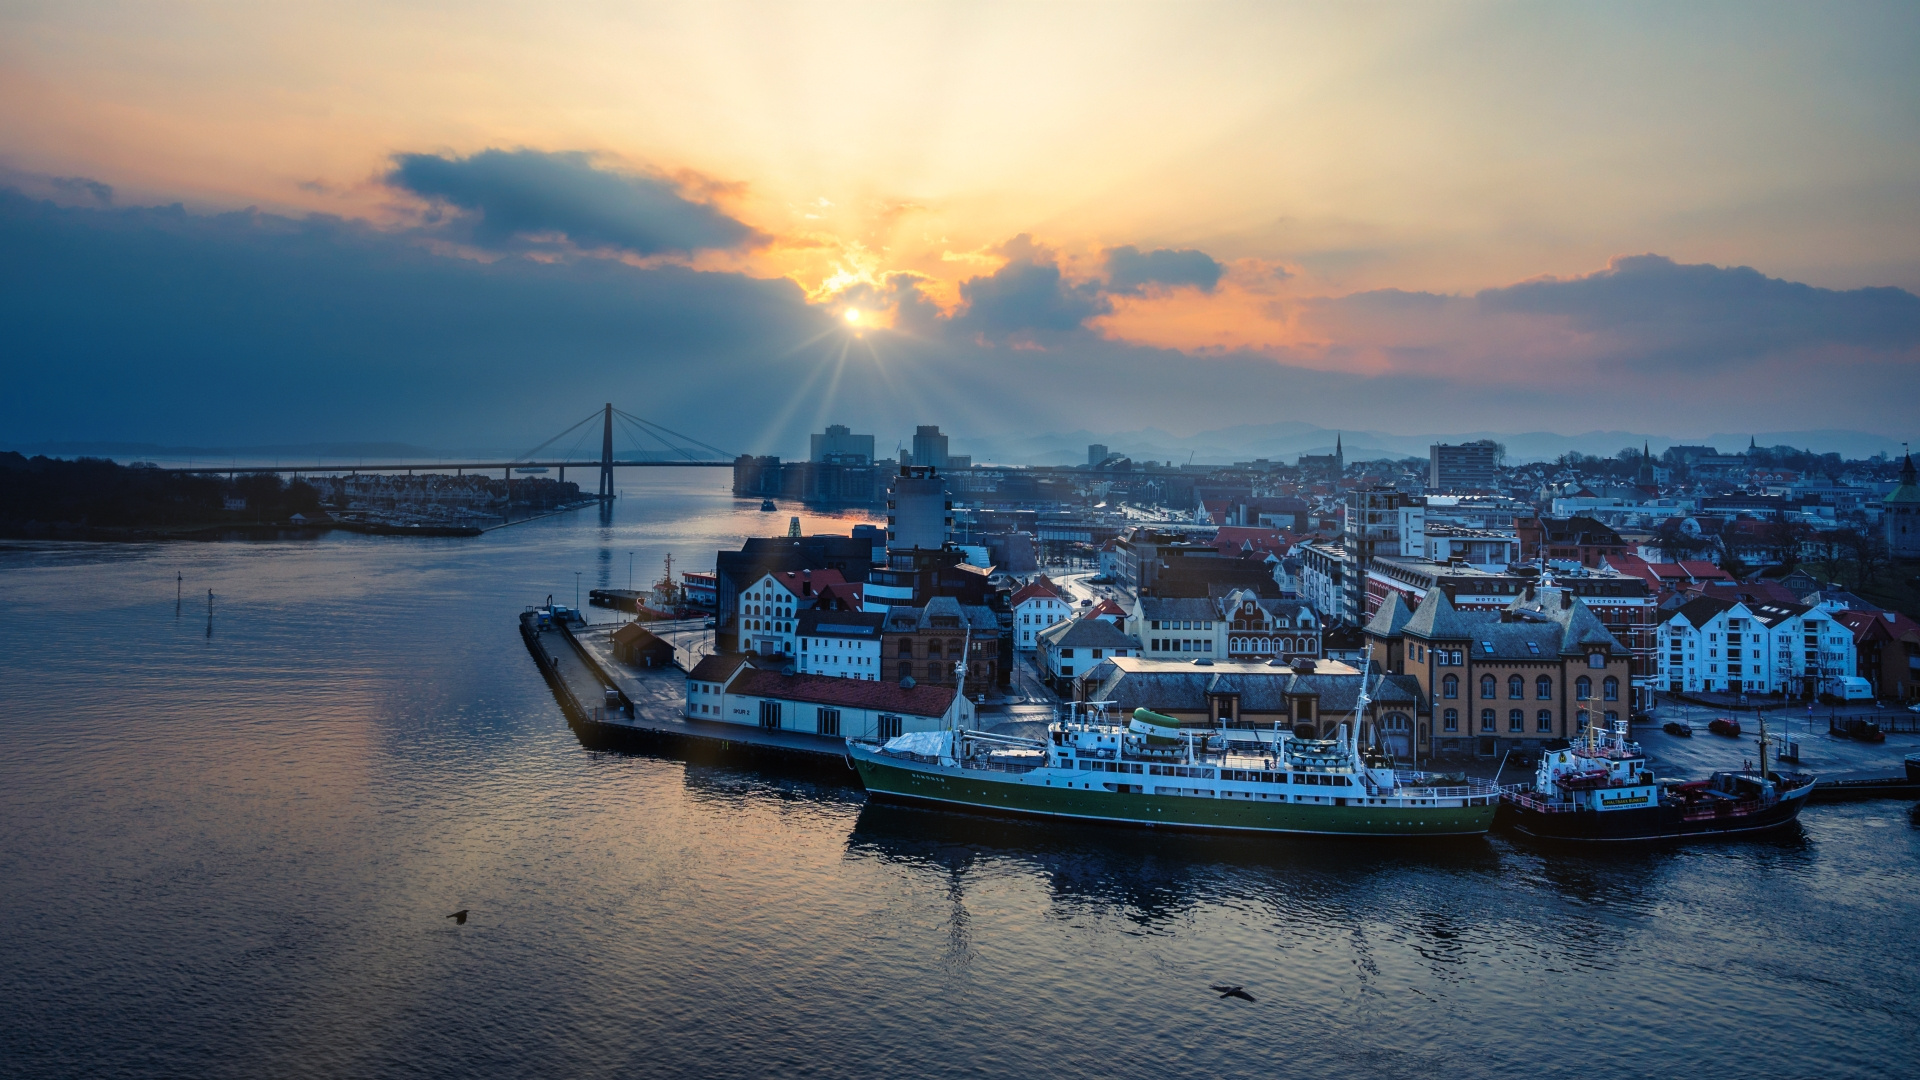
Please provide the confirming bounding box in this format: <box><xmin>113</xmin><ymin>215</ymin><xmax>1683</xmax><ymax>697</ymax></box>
<box><xmin>849</xmin><ymin>662</ymin><xmax>1504</xmax><ymax>837</ymax></box>
<box><xmin>1499</xmin><ymin>716</ymin><xmax>1814</xmax><ymax>842</ymax></box>
<box><xmin>760</xmin><ymin>498</ymin><xmax>777</xmax><ymax>511</ymax></box>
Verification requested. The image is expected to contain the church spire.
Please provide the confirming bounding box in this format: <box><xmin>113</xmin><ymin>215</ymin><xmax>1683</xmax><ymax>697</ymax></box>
<box><xmin>1903</xmin><ymin>443</ymin><xmax>1916</xmax><ymax>486</ymax></box>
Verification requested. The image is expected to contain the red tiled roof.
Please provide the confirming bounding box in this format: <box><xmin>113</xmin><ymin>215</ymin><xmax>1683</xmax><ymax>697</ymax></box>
<box><xmin>1678</xmin><ymin>560</ymin><xmax>1732</xmax><ymax>581</ymax></box>
<box><xmin>1011</xmin><ymin>578</ymin><xmax>1067</xmax><ymax>605</ymax></box>
<box><xmin>726</xmin><ymin>668</ymin><xmax>959</xmax><ymax>716</ymax></box>
<box><xmin>1212</xmin><ymin>526</ymin><xmax>1290</xmax><ymax>557</ymax></box>
<box><xmin>1835</xmin><ymin>608</ymin><xmax>1920</xmax><ymax>643</ymax></box>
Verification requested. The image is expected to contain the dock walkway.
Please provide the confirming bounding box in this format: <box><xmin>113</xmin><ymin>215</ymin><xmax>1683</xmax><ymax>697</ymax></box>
<box><xmin>521</xmin><ymin>612</ymin><xmax>855</xmax><ymax>776</ymax></box>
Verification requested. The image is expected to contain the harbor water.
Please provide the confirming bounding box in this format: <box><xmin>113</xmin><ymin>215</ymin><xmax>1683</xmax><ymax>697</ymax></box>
<box><xmin>2</xmin><ymin>472</ymin><xmax>1917</xmax><ymax>1080</ymax></box>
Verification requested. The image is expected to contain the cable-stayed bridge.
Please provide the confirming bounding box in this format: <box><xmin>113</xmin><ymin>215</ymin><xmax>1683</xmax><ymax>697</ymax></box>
<box><xmin>164</xmin><ymin>405</ymin><xmax>735</xmax><ymax>500</ymax></box>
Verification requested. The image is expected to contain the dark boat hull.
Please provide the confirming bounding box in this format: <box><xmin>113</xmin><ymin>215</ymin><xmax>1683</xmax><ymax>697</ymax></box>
<box><xmin>1499</xmin><ymin>784</ymin><xmax>1812</xmax><ymax>842</ymax></box>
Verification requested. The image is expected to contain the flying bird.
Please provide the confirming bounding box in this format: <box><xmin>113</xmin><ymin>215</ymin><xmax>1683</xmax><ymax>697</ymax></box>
<box><xmin>446</xmin><ymin>909</ymin><xmax>468</xmax><ymax>925</ymax></box>
<box><xmin>1211</xmin><ymin>985</ymin><xmax>1255</xmax><ymax>1002</ymax></box>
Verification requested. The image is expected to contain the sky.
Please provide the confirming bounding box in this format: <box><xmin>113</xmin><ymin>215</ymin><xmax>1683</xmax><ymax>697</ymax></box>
<box><xmin>2</xmin><ymin>1</ymin><xmax>1918</xmax><ymax>457</ymax></box>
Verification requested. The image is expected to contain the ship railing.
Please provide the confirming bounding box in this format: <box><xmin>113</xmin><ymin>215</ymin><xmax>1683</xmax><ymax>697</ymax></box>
<box><xmin>959</xmin><ymin>758</ymin><xmax>1044</xmax><ymax>775</ymax></box>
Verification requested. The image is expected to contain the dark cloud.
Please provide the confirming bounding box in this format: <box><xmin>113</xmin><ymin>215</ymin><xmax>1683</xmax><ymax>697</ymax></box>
<box><xmin>948</xmin><ymin>235</ymin><xmax>1111</xmax><ymax>342</ymax></box>
<box><xmin>1102</xmin><ymin>245</ymin><xmax>1223</xmax><ymax>295</ymax></box>
<box><xmin>1</xmin><ymin>194</ymin><xmax>1913</xmax><ymax>451</ymax></box>
<box><xmin>1477</xmin><ymin>254</ymin><xmax>1920</xmax><ymax>366</ymax></box>
<box><xmin>51</xmin><ymin>176</ymin><xmax>113</xmax><ymax>205</ymax></box>
<box><xmin>386</xmin><ymin>149</ymin><xmax>766</xmax><ymax>257</ymax></box>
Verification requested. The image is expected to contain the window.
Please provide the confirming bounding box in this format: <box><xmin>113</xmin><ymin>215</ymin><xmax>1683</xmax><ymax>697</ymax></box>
<box><xmin>1443</xmin><ymin>708</ymin><xmax>1459</xmax><ymax>732</ymax></box>
<box><xmin>1576</xmin><ymin>676</ymin><xmax>1592</xmax><ymax>700</ymax></box>
<box><xmin>816</xmin><ymin>707</ymin><xmax>840</xmax><ymax>737</ymax></box>
<box><xmin>1588</xmin><ymin>652</ymin><xmax>1606</xmax><ymax>669</ymax></box>
<box><xmin>1480</xmin><ymin>674</ymin><xmax>1496</xmax><ymax>699</ymax></box>
<box><xmin>1526</xmin><ymin>641</ymin><xmax>1540</xmax><ymax>655</ymax></box>
<box><xmin>1605</xmin><ymin>710</ymin><xmax>1619</xmax><ymax>727</ymax></box>
<box><xmin>1480</xmin><ymin>708</ymin><xmax>1495</xmax><ymax>732</ymax></box>
<box><xmin>1603</xmin><ymin>676</ymin><xmax>1619</xmax><ymax>701</ymax></box>
<box><xmin>1442</xmin><ymin>675</ymin><xmax>1458</xmax><ymax>699</ymax></box>
<box><xmin>897</xmin><ymin>661</ymin><xmax>913</xmax><ymax>681</ymax></box>
<box><xmin>1537</xmin><ymin>709</ymin><xmax>1553</xmax><ymax>733</ymax></box>
<box><xmin>877</xmin><ymin>714</ymin><xmax>902</xmax><ymax>741</ymax></box>
<box><xmin>1509</xmin><ymin>675</ymin><xmax>1524</xmax><ymax>699</ymax></box>
<box><xmin>1151</xmin><ymin>620</ymin><xmax>1161</xmax><ymax>630</ymax></box>
<box><xmin>1481</xmin><ymin>641</ymin><xmax>1495</xmax><ymax>655</ymax></box>
<box><xmin>1509</xmin><ymin>709</ymin><xmax>1524</xmax><ymax>732</ymax></box>
<box><xmin>1091</xmin><ymin>649</ymin><xmax>1103</xmax><ymax>659</ymax></box>
<box><xmin>1537</xmin><ymin>676</ymin><xmax>1553</xmax><ymax>700</ymax></box>
<box><xmin>758</xmin><ymin>700</ymin><xmax>781</xmax><ymax>731</ymax></box>
<box><xmin>1060</xmin><ymin>648</ymin><xmax>1075</xmax><ymax>658</ymax></box>
<box><xmin>1451</xmin><ymin>650</ymin><xmax>1463</xmax><ymax>665</ymax></box>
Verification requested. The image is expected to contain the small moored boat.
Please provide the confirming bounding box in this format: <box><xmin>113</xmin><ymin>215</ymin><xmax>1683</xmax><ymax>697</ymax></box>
<box><xmin>1499</xmin><ymin>716</ymin><xmax>1814</xmax><ymax>842</ymax></box>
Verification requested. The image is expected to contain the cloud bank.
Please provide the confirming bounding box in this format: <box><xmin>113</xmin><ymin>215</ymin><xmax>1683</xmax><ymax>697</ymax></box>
<box><xmin>387</xmin><ymin>149</ymin><xmax>766</xmax><ymax>257</ymax></box>
<box><xmin>1</xmin><ymin>176</ymin><xmax>1915</xmax><ymax>454</ymax></box>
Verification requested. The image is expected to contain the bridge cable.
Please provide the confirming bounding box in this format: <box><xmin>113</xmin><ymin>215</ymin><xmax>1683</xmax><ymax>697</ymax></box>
<box><xmin>609</xmin><ymin>407</ymin><xmax>734</xmax><ymax>460</ymax></box>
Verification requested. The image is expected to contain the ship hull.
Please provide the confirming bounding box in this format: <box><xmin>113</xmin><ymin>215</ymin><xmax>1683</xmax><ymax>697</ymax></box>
<box><xmin>1498</xmin><ymin>784</ymin><xmax>1813</xmax><ymax>842</ymax></box>
<box><xmin>851</xmin><ymin>749</ymin><xmax>1497</xmax><ymax>837</ymax></box>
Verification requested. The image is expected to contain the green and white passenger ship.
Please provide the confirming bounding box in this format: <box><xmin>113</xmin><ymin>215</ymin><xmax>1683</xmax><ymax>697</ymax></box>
<box><xmin>848</xmin><ymin>672</ymin><xmax>1502</xmax><ymax>837</ymax></box>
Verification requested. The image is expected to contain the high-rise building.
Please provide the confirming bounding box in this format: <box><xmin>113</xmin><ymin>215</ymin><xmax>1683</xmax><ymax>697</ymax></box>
<box><xmin>886</xmin><ymin>465</ymin><xmax>951</xmax><ymax>552</ymax></box>
<box><xmin>1088</xmin><ymin>444</ymin><xmax>1109</xmax><ymax>466</ymax></box>
<box><xmin>911</xmin><ymin>425</ymin><xmax>950</xmax><ymax>470</ymax></box>
<box><xmin>1343</xmin><ymin>487</ymin><xmax>1424</xmax><ymax>622</ymax></box>
<box><xmin>810</xmin><ymin>424</ymin><xmax>875</xmax><ymax>465</ymax></box>
<box><xmin>1428</xmin><ymin>441</ymin><xmax>1500</xmax><ymax>492</ymax></box>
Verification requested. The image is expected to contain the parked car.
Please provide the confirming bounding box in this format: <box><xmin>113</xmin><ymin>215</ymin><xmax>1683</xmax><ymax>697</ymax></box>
<box><xmin>1663</xmin><ymin>721</ymin><xmax>1694</xmax><ymax>737</ymax></box>
<box><xmin>1707</xmin><ymin>717</ymin><xmax>1742</xmax><ymax>737</ymax></box>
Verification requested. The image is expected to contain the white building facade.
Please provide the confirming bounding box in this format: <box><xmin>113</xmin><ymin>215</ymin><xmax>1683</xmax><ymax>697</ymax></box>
<box><xmin>1012</xmin><ymin>579</ymin><xmax>1074</xmax><ymax>650</ymax></box>
<box><xmin>796</xmin><ymin>611</ymin><xmax>883</xmax><ymax>680</ymax></box>
<box><xmin>1658</xmin><ymin>597</ymin><xmax>1856</xmax><ymax>695</ymax></box>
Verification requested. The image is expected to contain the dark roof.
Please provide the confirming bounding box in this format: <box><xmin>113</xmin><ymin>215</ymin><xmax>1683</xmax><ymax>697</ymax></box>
<box><xmin>726</xmin><ymin>668</ymin><xmax>958</xmax><ymax>716</ymax></box>
<box><xmin>1746</xmin><ymin>601</ymin><xmax>1813</xmax><ymax>628</ymax></box>
<box><xmin>1389</xmin><ymin>586</ymin><xmax>1625</xmax><ymax>657</ymax></box>
<box><xmin>1364</xmin><ymin>592</ymin><xmax>1413</xmax><ymax>638</ymax></box>
<box><xmin>1539</xmin><ymin>516</ymin><xmax>1626</xmax><ymax>546</ymax></box>
<box><xmin>796</xmin><ymin>609</ymin><xmax>885</xmax><ymax>638</ymax></box>
<box><xmin>611</xmin><ymin>622</ymin><xmax>664</xmax><ymax>646</ymax></box>
<box><xmin>1036</xmin><ymin>616</ymin><xmax>1139</xmax><ymax>650</ymax></box>
<box><xmin>1402</xmin><ymin>589</ymin><xmax>1472</xmax><ymax>640</ymax></box>
<box><xmin>1672</xmin><ymin>596</ymin><xmax>1736</xmax><ymax>629</ymax></box>
<box><xmin>1137</xmin><ymin>596</ymin><xmax>1220</xmax><ymax>622</ymax></box>
<box><xmin>1087</xmin><ymin>665</ymin><xmax>1424</xmax><ymax>716</ymax></box>
<box><xmin>687</xmin><ymin>653</ymin><xmax>751</xmax><ymax>684</ymax></box>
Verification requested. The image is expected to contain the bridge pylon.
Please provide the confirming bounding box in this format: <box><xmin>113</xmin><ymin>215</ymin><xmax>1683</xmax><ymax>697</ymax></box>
<box><xmin>598</xmin><ymin>402</ymin><xmax>614</xmax><ymax>501</ymax></box>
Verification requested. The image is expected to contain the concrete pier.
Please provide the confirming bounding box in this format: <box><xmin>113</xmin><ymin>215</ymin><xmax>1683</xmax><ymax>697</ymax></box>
<box><xmin>520</xmin><ymin>611</ymin><xmax>854</xmax><ymax>777</ymax></box>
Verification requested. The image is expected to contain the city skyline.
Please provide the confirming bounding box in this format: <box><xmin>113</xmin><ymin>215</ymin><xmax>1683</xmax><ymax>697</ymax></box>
<box><xmin>3</xmin><ymin>3</ymin><xmax>1917</xmax><ymax>448</ymax></box>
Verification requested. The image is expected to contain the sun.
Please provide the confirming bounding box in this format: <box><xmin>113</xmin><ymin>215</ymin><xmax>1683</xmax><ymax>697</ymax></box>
<box><xmin>844</xmin><ymin>308</ymin><xmax>861</xmax><ymax>325</ymax></box>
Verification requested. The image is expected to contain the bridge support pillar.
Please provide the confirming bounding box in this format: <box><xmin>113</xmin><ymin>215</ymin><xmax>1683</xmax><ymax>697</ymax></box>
<box><xmin>599</xmin><ymin>402</ymin><xmax>614</xmax><ymax>501</ymax></box>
